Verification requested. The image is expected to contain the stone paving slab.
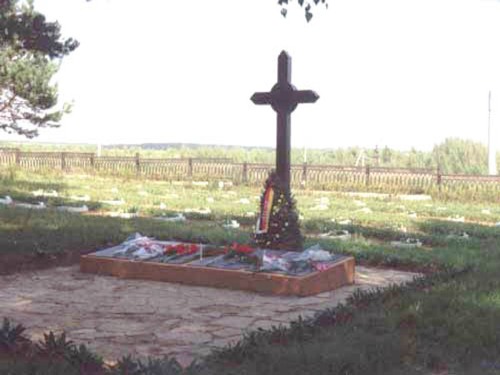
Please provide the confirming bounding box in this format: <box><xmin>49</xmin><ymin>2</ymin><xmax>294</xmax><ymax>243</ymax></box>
<box><xmin>0</xmin><ymin>266</ymin><xmax>419</xmax><ymax>366</ymax></box>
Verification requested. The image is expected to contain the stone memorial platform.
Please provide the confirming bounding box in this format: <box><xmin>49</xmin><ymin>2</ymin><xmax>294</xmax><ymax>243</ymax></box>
<box><xmin>80</xmin><ymin>241</ymin><xmax>355</xmax><ymax>297</ymax></box>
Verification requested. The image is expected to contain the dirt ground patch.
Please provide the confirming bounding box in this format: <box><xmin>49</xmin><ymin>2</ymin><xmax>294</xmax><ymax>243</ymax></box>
<box><xmin>0</xmin><ymin>249</ymin><xmax>88</xmax><ymax>276</ymax></box>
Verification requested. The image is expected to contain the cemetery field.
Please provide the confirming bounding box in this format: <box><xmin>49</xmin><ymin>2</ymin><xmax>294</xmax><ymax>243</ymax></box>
<box><xmin>0</xmin><ymin>169</ymin><xmax>500</xmax><ymax>374</ymax></box>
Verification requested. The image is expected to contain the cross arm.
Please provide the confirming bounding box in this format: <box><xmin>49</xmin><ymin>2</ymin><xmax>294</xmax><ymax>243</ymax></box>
<box><xmin>251</xmin><ymin>92</ymin><xmax>273</xmax><ymax>105</ymax></box>
<box><xmin>293</xmin><ymin>90</ymin><xmax>319</xmax><ymax>104</ymax></box>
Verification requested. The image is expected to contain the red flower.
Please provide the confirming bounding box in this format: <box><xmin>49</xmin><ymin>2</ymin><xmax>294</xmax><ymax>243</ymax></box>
<box><xmin>164</xmin><ymin>245</ymin><xmax>175</xmax><ymax>255</ymax></box>
<box><xmin>312</xmin><ymin>262</ymin><xmax>331</xmax><ymax>272</ymax></box>
<box><xmin>187</xmin><ymin>244</ymin><xmax>199</xmax><ymax>254</ymax></box>
<box><xmin>226</xmin><ymin>242</ymin><xmax>254</xmax><ymax>255</ymax></box>
<box><xmin>164</xmin><ymin>243</ymin><xmax>199</xmax><ymax>256</ymax></box>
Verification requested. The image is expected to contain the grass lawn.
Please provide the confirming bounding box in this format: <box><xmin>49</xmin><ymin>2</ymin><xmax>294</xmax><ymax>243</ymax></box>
<box><xmin>0</xmin><ymin>169</ymin><xmax>499</xmax><ymax>374</ymax></box>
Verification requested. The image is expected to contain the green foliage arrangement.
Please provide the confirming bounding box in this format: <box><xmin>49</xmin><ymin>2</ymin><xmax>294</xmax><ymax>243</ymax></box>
<box><xmin>254</xmin><ymin>171</ymin><xmax>304</xmax><ymax>250</ymax></box>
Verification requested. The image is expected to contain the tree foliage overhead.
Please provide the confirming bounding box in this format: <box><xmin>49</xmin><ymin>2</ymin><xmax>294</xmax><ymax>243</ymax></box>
<box><xmin>278</xmin><ymin>0</ymin><xmax>329</xmax><ymax>22</ymax></box>
<box><xmin>0</xmin><ymin>0</ymin><xmax>78</xmax><ymax>138</ymax></box>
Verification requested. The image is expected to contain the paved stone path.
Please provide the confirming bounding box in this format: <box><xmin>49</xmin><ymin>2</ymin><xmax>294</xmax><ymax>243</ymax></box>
<box><xmin>0</xmin><ymin>266</ymin><xmax>419</xmax><ymax>366</ymax></box>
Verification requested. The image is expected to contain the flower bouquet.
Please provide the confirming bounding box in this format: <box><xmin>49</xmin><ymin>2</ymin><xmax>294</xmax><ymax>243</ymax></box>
<box><xmin>160</xmin><ymin>243</ymin><xmax>227</xmax><ymax>264</ymax></box>
<box><xmin>222</xmin><ymin>243</ymin><xmax>260</xmax><ymax>267</ymax></box>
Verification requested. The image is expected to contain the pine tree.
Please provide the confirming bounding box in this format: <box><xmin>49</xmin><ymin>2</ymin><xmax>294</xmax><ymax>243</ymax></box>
<box><xmin>0</xmin><ymin>0</ymin><xmax>78</xmax><ymax>138</ymax></box>
<box><xmin>254</xmin><ymin>171</ymin><xmax>304</xmax><ymax>251</ymax></box>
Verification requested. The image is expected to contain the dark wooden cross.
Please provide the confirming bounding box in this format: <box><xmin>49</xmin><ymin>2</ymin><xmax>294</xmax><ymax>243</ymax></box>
<box><xmin>251</xmin><ymin>51</ymin><xmax>319</xmax><ymax>190</ymax></box>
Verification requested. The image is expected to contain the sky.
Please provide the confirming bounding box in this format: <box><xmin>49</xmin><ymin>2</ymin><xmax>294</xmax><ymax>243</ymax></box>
<box><xmin>3</xmin><ymin>0</ymin><xmax>500</xmax><ymax>151</ymax></box>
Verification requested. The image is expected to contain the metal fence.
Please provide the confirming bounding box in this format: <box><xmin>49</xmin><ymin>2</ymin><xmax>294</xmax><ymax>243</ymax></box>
<box><xmin>1</xmin><ymin>148</ymin><xmax>499</xmax><ymax>194</ymax></box>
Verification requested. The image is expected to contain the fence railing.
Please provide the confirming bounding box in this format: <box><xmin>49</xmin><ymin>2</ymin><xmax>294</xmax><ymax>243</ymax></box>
<box><xmin>0</xmin><ymin>148</ymin><xmax>499</xmax><ymax>194</ymax></box>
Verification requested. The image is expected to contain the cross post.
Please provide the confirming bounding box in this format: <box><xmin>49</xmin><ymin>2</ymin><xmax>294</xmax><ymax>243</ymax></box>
<box><xmin>251</xmin><ymin>51</ymin><xmax>319</xmax><ymax>191</ymax></box>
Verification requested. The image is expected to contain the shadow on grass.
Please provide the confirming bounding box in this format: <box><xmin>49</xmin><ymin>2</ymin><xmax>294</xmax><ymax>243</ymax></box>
<box><xmin>0</xmin><ymin>177</ymin><xmax>68</xmax><ymax>198</ymax></box>
<box><xmin>0</xmin><ymin>207</ymin><xmax>251</xmax><ymax>275</ymax></box>
<box><xmin>302</xmin><ymin>218</ymin><xmax>499</xmax><ymax>273</ymax></box>
<box><xmin>0</xmin><ymin>178</ymin><xmax>105</xmax><ymax>211</ymax></box>
<box><xmin>0</xmin><ymin>206</ymin><xmax>499</xmax><ymax>373</ymax></box>
<box><xmin>200</xmin><ymin>233</ymin><xmax>500</xmax><ymax>375</ymax></box>
<box><xmin>1</xmin><ymin>203</ymin><xmax>496</xmax><ymax>276</ymax></box>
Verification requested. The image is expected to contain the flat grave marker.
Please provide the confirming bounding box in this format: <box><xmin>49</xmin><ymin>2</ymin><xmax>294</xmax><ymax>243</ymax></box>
<box><xmin>81</xmin><ymin>237</ymin><xmax>355</xmax><ymax>297</ymax></box>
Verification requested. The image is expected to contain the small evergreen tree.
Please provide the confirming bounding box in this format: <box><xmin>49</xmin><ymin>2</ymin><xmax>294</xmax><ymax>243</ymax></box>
<box><xmin>254</xmin><ymin>171</ymin><xmax>304</xmax><ymax>251</ymax></box>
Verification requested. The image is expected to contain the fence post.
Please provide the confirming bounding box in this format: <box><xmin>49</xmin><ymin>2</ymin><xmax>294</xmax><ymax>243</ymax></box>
<box><xmin>90</xmin><ymin>153</ymin><xmax>95</xmax><ymax>169</ymax></box>
<box><xmin>134</xmin><ymin>152</ymin><xmax>141</xmax><ymax>176</ymax></box>
<box><xmin>242</xmin><ymin>162</ymin><xmax>248</xmax><ymax>183</ymax></box>
<box><xmin>302</xmin><ymin>162</ymin><xmax>308</xmax><ymax>187</ymax></box>
<box><xmin>365</xmin><ymin>165</ymin><xmax>370</xmax><ymax>187</ymax></box>
<box><xmin>437</xmin><ymin>165</ymin><xmax>442</xmax><ymax>192</ymax></box>
<box><xmin>188</xmin><ymin>158</ymin><xmax>193</xmax><ymax>177</ymax></box>
<box><xmin>15</xmin><ymin>149</ymin><xmax>20</xmax><ymax>166</ymax></box>
<box><xmin>61</xmin><ymin>152</ymin><xmax>66</xmax><ymax>171</ymax></box>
